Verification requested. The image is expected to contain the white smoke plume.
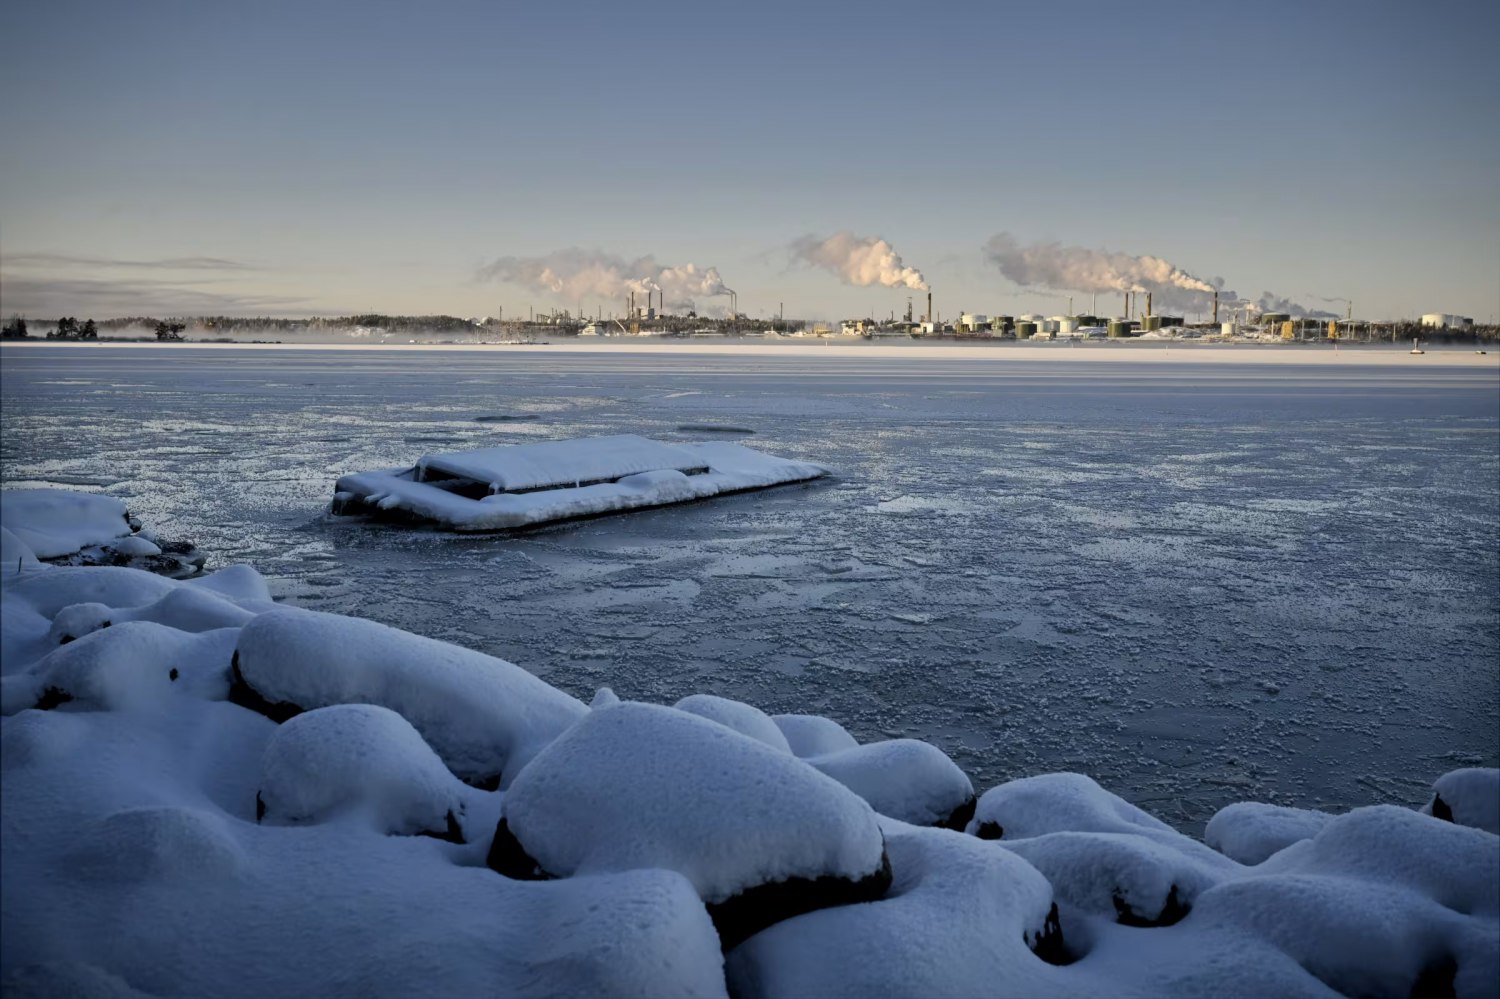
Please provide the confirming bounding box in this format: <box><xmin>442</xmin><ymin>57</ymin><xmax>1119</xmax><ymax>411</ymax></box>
<box><xmin>984</xmin><ymin>233</ymin><xmax>1218</xmax><ymax>311</ymax></box>
<box><xmin>477</xmin><ymin>248</ymin><xmax>732</xmax><ymax>311</ymax></box>
<box><xmin>790</xmin><ymin>232</ymin><xmax>929</xmax><ymax>291</ymax></box>
<box><xmin>1255</xmin><ymin>292</ymin><xmax>1338</xmax><ymax>320</ymax></box>
<box><xmin>985</xmin><ymin>233</ymin><xmax>1339</xmax><ymax>318</ymax></box>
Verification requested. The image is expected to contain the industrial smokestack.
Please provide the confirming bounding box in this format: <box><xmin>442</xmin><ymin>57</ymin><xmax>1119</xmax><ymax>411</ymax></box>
<box><xmin>1146</xmin><ymin>291</ymin><xmax>1152</xmax><ymax>317</ymax></box>
<box><xmin>1213</xmin><ymin>290</ymin><xmax>1219</xmax><ymax>323</ymax></box>
<box><xmin>927</xmin><ymin>291</ymin><xmax>932</xmax><ymax>324</ymax></box>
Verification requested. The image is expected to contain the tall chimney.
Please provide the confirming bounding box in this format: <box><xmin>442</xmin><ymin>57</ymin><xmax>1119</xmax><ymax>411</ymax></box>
<box><xmin>927</xmin><ymin>291</ymin><xmax>933</xmax><ymax>324</ymax></box>
<box><xmin>1146</xmin><ymin>291</ymin><xmax>1152</xmax><ymax>317</ymax></box>
<box><xmin>1213</xmin><ymin>291</ymin><xmax>1218</xmax><ymax>323</ymax></box>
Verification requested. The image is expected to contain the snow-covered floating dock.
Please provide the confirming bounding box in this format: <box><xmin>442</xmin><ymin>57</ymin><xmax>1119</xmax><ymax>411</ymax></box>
<box><xmin>332</xmin><ymin>434</ymin><xmax>828</xmax><ymax>529</ymax></box>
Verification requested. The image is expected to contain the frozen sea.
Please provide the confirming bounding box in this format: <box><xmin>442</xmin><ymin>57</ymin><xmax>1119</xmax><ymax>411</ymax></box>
<box><xmin>3</xmin><ymin>344</ymin><xmax>1497</xmax><ymax>832</ymax></box>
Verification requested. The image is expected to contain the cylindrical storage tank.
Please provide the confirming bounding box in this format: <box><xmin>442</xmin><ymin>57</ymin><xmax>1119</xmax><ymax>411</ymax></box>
<box><xmin>1058</xmin><ymin>319</ymin><xmax>1077</xmax><ymax>334</ymax></box>
<box><xmin>1141</xmin><ymin>315</ymin><xmax>1163</xmax><ymax>331</ymax></box>
<box><xmin>1016</xmin><ymin>322</ymin><xmax>1037</xmax><ymax>339</ymax></box>
<box><xmin>1222</xmin><ymin>322</ymin><xmax>1235</xmax><ymax>337</ymax></box>
<box><xmin>1107</xmin><ymin>321</ymin><xmax>1129</xmax><ymax>338</ymax></box>
<box><xmin>1041</xmin><ymin>319</ymin><xmax>1059</xmax><ymax>333</ymax></box>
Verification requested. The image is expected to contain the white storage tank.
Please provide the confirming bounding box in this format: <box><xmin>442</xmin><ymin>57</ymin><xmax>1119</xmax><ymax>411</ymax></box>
<box><xmin>1222</xmin><ymin>322</ymin><xmax>1235</xmax><ymax>337</ymax></box>
<box><xmin>1421</xmin><ymin>313</ymin><xmax>1472</xmax><ymax>328</ymax></box>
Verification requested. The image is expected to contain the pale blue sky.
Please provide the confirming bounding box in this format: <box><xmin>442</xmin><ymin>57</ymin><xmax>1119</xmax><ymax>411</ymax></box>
<box><xmin>2</xmin><ymin>0</ymin><xmax>1496</xmax><ymax>321</ymax></box>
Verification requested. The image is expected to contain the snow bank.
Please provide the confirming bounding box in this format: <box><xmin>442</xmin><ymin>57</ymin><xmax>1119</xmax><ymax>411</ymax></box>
<box><xmin>335</xmin><ymin>439</ymin><xmax>827</xmax><ymax>530</ymax></box>
<box><xmin>258</xmin><ymin>704</ymin><xmax>475</xmax><ymax>841</ymax></box>
<box><xmin>806</xmin><ymin>739</ymin><xmax>976</xmax><ymax>829</ymax></box>
<box><xmin>1205</xmin><ymin>802</ymin><xmax>1335</xmax><ymax>865</ymax></box>
<box><xmin>675</xmin><ymin>693</ymin><xmax>792</xmax><ymax>752</ymax></box>
<box><xmin>1421</xmin><ymin>768</ymin><xmax>1500</xmax><ymax>835</ymax></box>
<box><xmin>0</xmin><ymin>489</ymin><xmax>131</xmax><ymax>559</ymax></box>
<box><xmin>773</xmin><ymin>712</ymin><xmax>860</xmax><ymax>758</ymax></box>
<box><xmin>496</xmin><ymin>701</ymin><xmax>890</xmax><ymax>948</ymax></box>
<box><xmin>232</xmin><ymin>608</ymin><xmax>587</xmax><ymax>788</ymax></box>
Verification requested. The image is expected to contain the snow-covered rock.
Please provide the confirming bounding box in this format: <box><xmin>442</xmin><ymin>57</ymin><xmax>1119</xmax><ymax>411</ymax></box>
<box><xmin>5</xmin><ymin>565</ymin><xmax>181</xmax><ymax>618</ymax></box>
<box><xmin>1000</xmin><ymin>830</ymin><xmax>1230</xmax><ymax>926</ymax></box>
<box><xmin>967</xmin><ymin>773</ymin><xmax>1223</xmax><ymax>862</ymax></box>
<box><xmin>65</xmin><ymin>806</ymin><xmax>247</xmax><ymax>883</ymax></box>
<box><xmin>806</xmin><ymin>739</ymin><xmax>975</xmax><ymax>829</ymax></box>
<box><xmin>0</xmin><ymin>489</ymin><xmax>132</xmax><ymax>559</ymax></box>
<box><xmin>2</xmin><ymin>671</ymin><xmax>727</xmax><ymax>998</ymax></box>
<box><xmin>1</xmin><ymin>622</ymin><xmax>238</xmax><ymax>714</ymax></box>
<box><xmin>773</xmin><ymin>712</ymin><xmax>860</xmax><ymax>758</ymax></box>
<box><xmin>48</xmin><ymin>587</ymin><xmax>254</xmax><ymax>647</ymax></box>
<box><xmin>1</xmin><ymin>526</ymin><xmax>44</xmax><ymax>575</ymax></box>
<box><xmin>1421</xmin><ymin>767</ymin><xmax>1500</xmax><ymax>835</ymax></box>
<box><xmin>726</xmin><ymin>822</ymin><xmax>1066</xmax><ymax>998</ymax></box>
<box><xmin>184</xmin><ymin>563</ymin><xmax>274</xmax><ymax>605</ymax></box>
<box><xmin>257</xmin><ymin>705</ymin><xmax>477</xmax><ymax>841</ymax></box>
<box><xmin>232</xmin><ymin>608</ymin><xmax>587</xmax><ymax>788</ymax></box>
<box><xmin>1205</xmin><ymin>802</ymin><xmax>1336</xmax><ymax>865</ymax></box>
<box><xmin>1195</xmin><ymin>806</ymin><xmax>1499</xmax><ymax>998</ymax></box>
<box><xmin>494</xmin><ymin>701</ymin><xmax>892</xmax><ymax>948</ymax></box>
<box><xmin>674</xmin><ymin>693</ymin><xmax>791</xmax><ymax>752</ymax></box>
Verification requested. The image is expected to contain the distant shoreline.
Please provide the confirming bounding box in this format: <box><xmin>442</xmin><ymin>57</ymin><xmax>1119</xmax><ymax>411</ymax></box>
<box><xmin>4</xmin><ymin>338</ymin><xmax>1497</xmax><ymax>367</ymax></box>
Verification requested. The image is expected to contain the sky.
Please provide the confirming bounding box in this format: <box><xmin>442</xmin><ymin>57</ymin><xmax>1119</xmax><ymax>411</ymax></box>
<box><xmin>2</xmin><ymin>0</ymin><xmax>1497</xmax><ymax>323</ymax></box>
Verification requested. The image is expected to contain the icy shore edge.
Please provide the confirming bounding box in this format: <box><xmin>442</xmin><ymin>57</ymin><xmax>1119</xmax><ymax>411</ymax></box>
<box><xmin>1</xmin><ymin>514</ymin><xmax>1496</xmax><ymax>999</ymax></box>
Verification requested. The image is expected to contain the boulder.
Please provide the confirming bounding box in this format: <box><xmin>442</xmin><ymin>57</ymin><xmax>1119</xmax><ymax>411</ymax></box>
<box><xmin>494</xmin><ymin>701</ymin><xmax>892</xmax><ymax>949</ymax></box>
<box><xmin>231</xmin><ymin>608</ymin><xmax>587</xmax><ymax>789</ymax></box>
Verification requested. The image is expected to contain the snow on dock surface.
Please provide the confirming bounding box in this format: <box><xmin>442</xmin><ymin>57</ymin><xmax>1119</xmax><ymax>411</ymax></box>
<box><xmin>1</xmin><ymin>494</ymin><xmax>1498</xmax><ymax>996</ymax></box>
<box><xmin>416</xmin><ymin>433</ymin><xmax>710</xmax><ymax>492</ymax></box>
<box><xmin>337</xmin><ymin>437</ymin><xmax>827</xmax><ymax>530</ymax></box>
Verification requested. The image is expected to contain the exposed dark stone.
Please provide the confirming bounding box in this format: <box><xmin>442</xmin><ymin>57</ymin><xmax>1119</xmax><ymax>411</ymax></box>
<box><xmin>416</xmin><ymin>809</ymin><xmax>466</xmax><ymax>845</ymax></box>
<box><xmin>101</xmin><ymin>621</ymin><xmax>111</xmax><ymax>628</ymax></box>
<box><xmin>58</xmin><ymin>634</ymin><xmax>75</xmax><ymax>646</ymax></box>
<box><xmin>708</xmin><ymin>847</ymin><xmax>893</xmax><ymax>951</ymax></box>
<box><xmin>256</xmin><ymin>792</ymin><xmax>266</xmax><ymax>822</ymax></box>
<box><xmin>461</xmin><ymin>773</ymin><xmax>503</xmax><ymax>793</ymax></box>
<box><xmin>1430</xmin><ymin>793</ymin><xmax>1455</xmax><ymax>824</ymax></box>
<box><xmin>1410</xmin><ymin>954</ymin><xmax>1457</xmax><ymax>999</ymax></box>
<box><xmin>936</xmin><ymin>795</ymin><xmax>976</xmax><ymax>832</ymax></box>
<box><xmin>1113</xmin><ymin>883</ymin><xmax>1190</xmax><ymax>927</ymax></box>
<box><xmin>1028</xmin><ymin>902</ymin><xmax>1071</xmax><ymax>965</ymax></box>
<box><xmin>485</xmin><ymin>817</ymin><xmax>550</xmax><ymax>881</ymax></box>
<box><xmin>975</xmin><ymin>821</ymin><xmax>1004</xmax><ymax>840</ymax></box>
<box><xmin>169</xmin><ymin>668</ymin><xmax>180</xmax><ymax>681</ymax></box>
<box><xmin>35</xmin><ymin>686</ymin><xmax>74</xmax><ymax>711</ymax></box>
<box><xmin>226</xmin><ymin>650</ymin><xmax>305</xmax><ymax>724</ymax></box>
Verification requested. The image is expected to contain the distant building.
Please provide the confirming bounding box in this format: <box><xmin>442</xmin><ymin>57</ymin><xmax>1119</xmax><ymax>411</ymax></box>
<box><xmin>1421</xmin><ymin>313</ymin><xmax>1473</xmax><ymax>328</ymax></box>
<box><xmin>840</xmin><ymin>319</ymin><xmax>873</xmax><ymax>335</ymax></box>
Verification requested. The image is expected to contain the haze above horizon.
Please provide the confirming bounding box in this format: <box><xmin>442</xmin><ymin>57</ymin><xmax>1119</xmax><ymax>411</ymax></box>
<box><xmin>2</xmin><ymin>0</ymin><xmax>1496</xmax><ymax>323</ymax></box>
